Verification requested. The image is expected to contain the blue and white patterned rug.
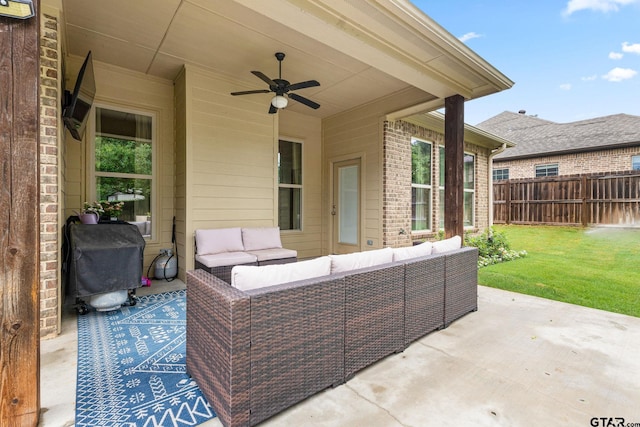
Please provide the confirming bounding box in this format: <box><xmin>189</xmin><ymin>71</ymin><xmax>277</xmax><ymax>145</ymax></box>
<box><xmin>76</xmin><ymin>289</ymin><xmax>216</xmax><ymax>426</ymax></box>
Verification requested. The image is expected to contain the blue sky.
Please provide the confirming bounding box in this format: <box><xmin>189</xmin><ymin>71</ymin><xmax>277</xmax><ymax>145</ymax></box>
<box><xmin>413</xmin><ymin>0</ymin><xmax>640</xmax><ymax>125</ymax></box>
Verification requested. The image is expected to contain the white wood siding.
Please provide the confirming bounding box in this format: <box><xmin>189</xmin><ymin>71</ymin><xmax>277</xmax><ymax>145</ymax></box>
<box><xmin>279</xmin><ymin>109</ymin><xmax>323</xmax><ymax>259</ymax></box>
<box><xmin>64</xmin><ymin>59</ymin><xmax>175</xmax><ymax>276</ymax></box>
<box><xmin>178</xmin><ymin>66</ymin><xmax>275</xmax><ymax>274</ymax></box>
<box><xmin>322</xmin><ymin>88</ymin><xmax>434</xmax><ymax>253</ymax></box>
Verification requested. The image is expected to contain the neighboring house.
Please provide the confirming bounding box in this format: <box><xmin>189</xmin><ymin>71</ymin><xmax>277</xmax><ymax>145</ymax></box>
<box><xmin>478</xmin><ymin>111</ymin><xmax>640</xmax><ymax>180</ymax></box>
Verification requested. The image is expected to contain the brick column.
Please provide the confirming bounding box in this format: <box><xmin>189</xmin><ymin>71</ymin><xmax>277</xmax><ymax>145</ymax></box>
<box><xmin>382</xmin><ymin>120</ymin><xmax>443</xmax><ymax>247</ymax></box>
<box><xmin>40</xmin><ymin>12</ymin><xmax>61</xmax><ymax>338</ymax></box>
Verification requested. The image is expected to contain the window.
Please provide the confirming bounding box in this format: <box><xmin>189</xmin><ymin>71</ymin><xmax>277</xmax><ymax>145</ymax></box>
<box><xmin>535</xmin><ymin>163</ymin><xmax>558</xmax><ymax>177</ymax></box>
<box><xmin>93</xmin><ymin>106</ymin><xmax>154</xmax><ymax>237</ymax></box>
<box><xmin>463</xmin><ymin>154</ymin><xmax>475</xmax><ymax>228</ymax></box>
<box><xmin>411</xmin><ymin>138</ymin><xmax>432</xmax><ymax>231</ymax></box>
<box><xmin>493</xmin><ymin>168</ymin><xmax>509</xmax><ymax>181</ymax></box>
<box><xmin>438</xmin><ymin>147</ymin><xmax>475</xmax><ymax>228</ymax></box>
<box><xmin>278</xmin><ymin>140</ymin><xmax>302</xmax><ymax>230</ymax></box>
<box><xmin>632</xmin><ymin>156</ymin><xmax>640</xmax><ymax>170</ymax></box>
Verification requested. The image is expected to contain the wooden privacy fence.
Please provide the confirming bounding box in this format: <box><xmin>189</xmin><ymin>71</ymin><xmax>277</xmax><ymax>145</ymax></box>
<box><xmin>493</xmin><ymin>171</ymin><xmax>640</xmax><ymax>226</ymax></box>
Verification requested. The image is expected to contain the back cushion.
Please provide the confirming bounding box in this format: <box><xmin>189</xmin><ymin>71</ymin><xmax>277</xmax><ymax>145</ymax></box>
<box><xmin>231</xmin><ymin>256</ymin><xmax>331</xmax><ymax>291</ymax></box>
<box><xmin>242</xmin><ymin>227</ymin><xmax>283</xmax><ymax>251</ymax></box>
<box><xmin>195</xmin><ymin>228</ymin><xmax>244</xmax><ymax>255</ymax></box>
<box><xmin>329</xmin><ymin>247</ymin><xmax>394</xmax><ymax>274</ymax></box>
<box><xmin>392</xmin><ymin>241</ymin><xmax>433</xmax><ymax>261</ymax></box>
<box><xmin>432</xmin><ymin>235</ymin><xmax>462</xmax><ymax>254</ymax></box>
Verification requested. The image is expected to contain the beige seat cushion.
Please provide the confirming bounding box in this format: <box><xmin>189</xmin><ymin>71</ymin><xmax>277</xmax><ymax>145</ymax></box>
<box><xmin>432</xmin><ymin>235</ymin><xmax>462</xmax><ymax>254</ymax></box>
<box><xmin>392</xmin><ymin>241</ymin><xmax>433</xmax><ymax>261</ymax></box>
<box><xmin>329</xmin><ymin>247</ymin><xmax>394</xmax><ymax>274</ymax></box>
<box><xmin>195</xmin><ymin>251</ymin><xmax>257</xmax><ymax>268</ymax></box>
<box><xmin>241</xmin><ymin>227</ymin><xmax>283</xmax><ymax>251</ymax></box>
<box><xmin>231</xmin><ymin>256</ymin><xmax>331</xmax><ymax>291</ymax></box>
<box><xmin>195</xmin><ymin>227</ymin><xmax>244</xmax><ymax>255</ymax></box>
<box><xmin>245</xmin><ymin>248</ymin><xmax>297</xmax><ymax>262</ymax></box>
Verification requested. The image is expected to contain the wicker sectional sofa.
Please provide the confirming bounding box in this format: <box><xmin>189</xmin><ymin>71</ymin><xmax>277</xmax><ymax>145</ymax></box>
<box><xmin>186</xmin><ymin>243</ymin><xmax>478</xmax><ymax>427</ymax></box>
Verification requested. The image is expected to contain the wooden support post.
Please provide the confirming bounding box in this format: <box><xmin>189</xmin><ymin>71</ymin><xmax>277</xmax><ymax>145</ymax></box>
<box><xmin>0</xmin><ymin>2</ymin><xmax>41</xmax><ymax>426</ymax></box>
<box><xmin>444</xmin><ymin>95</ymin><xmax>465</xmax><ymax>239</ymax></box>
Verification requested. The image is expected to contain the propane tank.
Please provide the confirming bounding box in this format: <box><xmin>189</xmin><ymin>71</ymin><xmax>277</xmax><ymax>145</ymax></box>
<box><xmin>155</xmin><ymin>249</ymin><xmax>178</xmax><ymax>280</ymax></box>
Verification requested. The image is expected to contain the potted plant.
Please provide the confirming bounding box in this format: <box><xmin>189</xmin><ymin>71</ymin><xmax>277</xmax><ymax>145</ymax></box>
<box><xmin>101</xmin><ymin>200</ymin><xmax>124</xmax><ymax>220</ymax></box>
<box><xmin>77</xmin><ymin>201</ymin><xmax>104</xmax><ymax>224</ymax></box>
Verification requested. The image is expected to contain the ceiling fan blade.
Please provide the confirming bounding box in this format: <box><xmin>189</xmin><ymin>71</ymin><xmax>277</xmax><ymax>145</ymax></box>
<box><xmin>252</xmin><ymin>71</ymin><xmax>277</xmax><ymax>87</ymax></box>
<box><xmin>288</xmin><ymin>93</ymin><xmax>320</xmax><ymax>110</ymax></box>
<box><xmin>287</xmin><ymin>80</ymin><xmax>320</xmax><ymax>92</ymax></box>
<box><xmin>268</xmin><ymin>104</ymin><xmax>278</xmax><ymax>114</ymax></box>
<box><xmin>230</xmin><ymin>89</ymin><xmax>271</xmax><ymax>96</ymax></box>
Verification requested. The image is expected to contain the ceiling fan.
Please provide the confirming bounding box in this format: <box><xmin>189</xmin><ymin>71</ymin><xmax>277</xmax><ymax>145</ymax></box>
<box><xmin>231</xmin><ymin>52</ymin><xmax>321</xmax><ymax>114</ymax></box>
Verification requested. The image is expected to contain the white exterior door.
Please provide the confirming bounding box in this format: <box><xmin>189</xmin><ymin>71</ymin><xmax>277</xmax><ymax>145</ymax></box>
<box><xmin>332</xmin><ymin>158</ymin><xmax>361</xmax><ymax>254</ymax></box>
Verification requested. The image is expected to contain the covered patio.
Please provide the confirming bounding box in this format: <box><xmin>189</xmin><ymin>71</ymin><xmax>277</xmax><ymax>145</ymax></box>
<box><xmin>41</xmin><ymin>284</ymin><xmax>640</xmax><ymax>426</ymax></box>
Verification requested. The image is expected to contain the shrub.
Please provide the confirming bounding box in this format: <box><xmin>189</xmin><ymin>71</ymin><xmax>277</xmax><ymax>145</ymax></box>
<box><xmin>465</xmin><ymin>227</ymin><xmax>527</xmax><ymax>268</ymax></box>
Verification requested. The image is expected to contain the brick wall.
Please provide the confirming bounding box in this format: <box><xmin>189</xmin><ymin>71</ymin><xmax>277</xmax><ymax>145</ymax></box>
<box><xmin>495</xmin><ymin>146</ymin><xmax>640</xmax><ymax>179</ymax></box>
<box><xmin>383</xmin><ymin>120</ymin><xmax>492</xmax><ymax>247</ymax></box>
<box><xmin>40</xmin><ymin>12</ymin><xmax>61</xmax><ymax>339</ymax></box>
<box><xmin>471</xmin><ymin>141</ymin><xmax>490</xmax><ymax>231</ymax></box>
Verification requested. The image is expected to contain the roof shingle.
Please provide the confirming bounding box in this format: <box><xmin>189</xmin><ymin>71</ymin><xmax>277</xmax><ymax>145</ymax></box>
<box><xmin>477</xmin><ymin>111</ymin><xmax>640</xmax><ymax>160</ymax></box>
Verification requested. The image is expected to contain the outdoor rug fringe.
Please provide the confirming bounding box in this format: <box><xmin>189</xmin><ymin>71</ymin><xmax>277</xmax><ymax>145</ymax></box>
<box><xmin>75</xmin><ymin>289</ymin><xmax>216</xmax><ymax>426</ymax></box>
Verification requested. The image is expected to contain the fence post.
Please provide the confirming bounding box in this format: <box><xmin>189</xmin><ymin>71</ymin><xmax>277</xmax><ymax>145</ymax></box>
<box><xmin>581</xmin><ymin>175</ymin><xmax>588</xmax><ymax>227</ymax></box>
<box><xmin>505</xmin><ymin>180</ymin><xmax>511</xmax><ymax>224</ymax></box>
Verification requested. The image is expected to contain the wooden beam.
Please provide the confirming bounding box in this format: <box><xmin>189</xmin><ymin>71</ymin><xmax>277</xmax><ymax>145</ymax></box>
<box><xmin>0</xmin><ymin>2</ymin><xmax>41</xmax><ymax>426</ymax></box>
<box><xmin>444</xmin><ymin>95</ymin><xmax>464</xmax><ymax>239</ymax></box>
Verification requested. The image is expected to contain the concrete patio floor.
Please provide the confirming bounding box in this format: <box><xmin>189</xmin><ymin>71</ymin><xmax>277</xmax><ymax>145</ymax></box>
<box><xmin>40</xmin><ymin>282</ymin><xmax>640</xmax><ymax>427</ymax></box>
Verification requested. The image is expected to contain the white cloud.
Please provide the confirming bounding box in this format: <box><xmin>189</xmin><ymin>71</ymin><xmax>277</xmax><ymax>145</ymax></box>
<box><xmin>563</xmin><ymin>0</ymin><xmax>638</xmax><ymax>16</ymax></box>
<box><xmin>622</xmin><ymin>42</ymin><xmax>640</xmax><ymax>54</ymax></box>
<box><xmin>602</xmin><ymin>67</ymin><xmax>638</xmax><ymax>82</ymax></box>
<box><xmin>459</xmin><ymin>32</ymin><xmax>483</xmax><ymax>42</ymax></box>
<box><xmin>559</xmin><ymin>83</ymin><xmax>572</xmax><ymax>90</ymax></box>
<box><xmin>581</xmin><ymin>74</ymin><xmax>598</xmax><ymax>81</ymax></box>
<box><xmin>609</xmin><ymin>51</ymin><xmax>624</xmax><ymax>59</ymax></box>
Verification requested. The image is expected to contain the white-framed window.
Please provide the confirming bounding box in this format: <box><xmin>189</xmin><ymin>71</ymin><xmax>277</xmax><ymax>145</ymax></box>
<box><xmin>463</xmin><ymin>153</ymin><xmax>475</xmax><ymax>228</ymax></box>
<box><xmin>278</xmin><ymin>139</ymin><xmax>302</xmax><ymax>231</ymax></box>
<box><xmin>632</xmin><ymin>155</ymin><xmax>640</xmax><ymax>170</ymax></box>
<box><xmin>411</xmin><ymin>138</ymin><xmax>432</xmax><ymax>231</ymax></box>
<box><xmin>493</xmin><ymin>168</ymin><xmax>509</xmax><ymax>181</ymax></box>
<box><xmin>438</xmin><ymin>147</ymin><xmax>475</xmax><ymax>229</ymax></box>
<box><xmin>91</xmin><ymin>105</ymin><xmax>155</xmax><ymax>238</ymax></box>
<box><xmin>535</xmin><ymin>163</ymin><xmax>558</xmax><ymax>177</ymax></box>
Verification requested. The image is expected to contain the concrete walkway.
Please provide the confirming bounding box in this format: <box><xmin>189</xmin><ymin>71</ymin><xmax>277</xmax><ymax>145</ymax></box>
<box><xmin>41</xmin><ymin>284</ymin><xmax>640</xmax><ymax>427</ymax></box>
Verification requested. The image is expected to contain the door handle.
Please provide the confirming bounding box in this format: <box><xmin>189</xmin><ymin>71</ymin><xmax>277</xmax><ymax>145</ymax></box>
<box><xmin>331</xmin><ymin>204</ymin><xmax>336</xmax><ymax>215</ymax></box>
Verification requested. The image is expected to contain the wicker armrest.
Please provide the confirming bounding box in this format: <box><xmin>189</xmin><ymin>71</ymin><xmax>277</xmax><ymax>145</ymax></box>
<box><xmin>186</xmin><ymin>269</ymin><xmax>251</xmax><ymax>427</ymax></box>
<box><xmin>444</xmin><ymin>246</ymin><xmax>479</xmax><ymax>326</ymax></box>
<box><xmin>403</xmin><ymin>252</ymin><xmax>446</xmax><ymax>346</ymax></box>
<box><xmin>343</xmin><ymin>262</ymin><xmax>405</xmax><ymax>379</ymax></box>
<box><xmin>245</xmin><ymin>275</ymin><xmax>346</xmax><ymax>425</ymax></box>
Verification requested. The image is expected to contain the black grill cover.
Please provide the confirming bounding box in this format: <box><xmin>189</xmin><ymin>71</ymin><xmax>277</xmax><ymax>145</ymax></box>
<box><xmin>67</xmin><ymin>223</ymin><xmax>145</xmax><ymax>297</ymax></box>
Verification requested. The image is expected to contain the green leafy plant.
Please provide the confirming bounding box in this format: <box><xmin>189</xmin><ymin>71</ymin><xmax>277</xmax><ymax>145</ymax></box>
<box><xmin>465</xmin><ymin>227</ymin><xmax>527</xmax><ymax>268</ymax></box>
<box><xmin>79</xmin><ymin>201</ymin><xmax>105</xmax><ymax>216</ymax></box>
<box><xmin>101</xmin><ymin>200</ymin><xmax>124</xmax><ymax>218</ymax></box>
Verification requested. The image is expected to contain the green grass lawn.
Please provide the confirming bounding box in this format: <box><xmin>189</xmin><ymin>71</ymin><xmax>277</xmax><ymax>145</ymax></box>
<box><xmin>479</xmin><ymin>225</ymin><xmax>640</xmax><ymax>317</ymax></box>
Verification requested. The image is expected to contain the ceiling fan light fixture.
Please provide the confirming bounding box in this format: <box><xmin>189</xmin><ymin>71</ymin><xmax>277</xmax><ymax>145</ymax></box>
<box><xmin>271</xmin><ymin>95</ymin><xmax>288</xmax><ymax>109</ymax></box>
